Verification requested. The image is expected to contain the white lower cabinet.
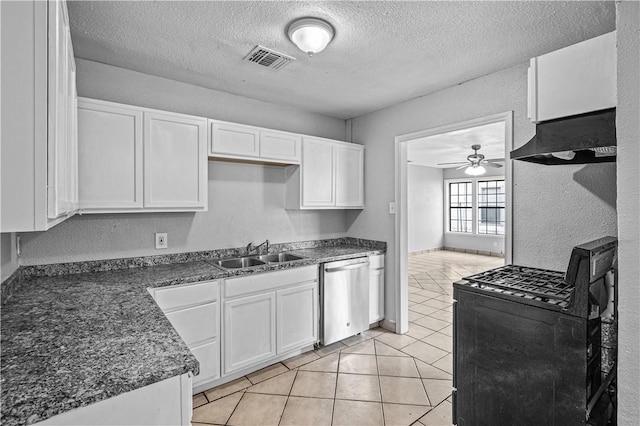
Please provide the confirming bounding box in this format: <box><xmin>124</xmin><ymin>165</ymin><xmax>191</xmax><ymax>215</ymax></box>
<box><xmin>150</xmin><ymin>267</ymin><xmax>318</xmax><ymax>391</ymax></box>
<box><xmin>222</xmin><ymin>266</ymin><xmax>319</xmax><ymax>376</ymax></box>
<box><xmin>223</xmin><ymin>292</ymin><xmax>277</xmax><ymax>374</ymax></box>
<box><xmin>277</xmin><ymin>282</ymin><xmax>318</xmax><ymax>353</ymax></box>
<box><xmin>151</xmin><ymin>280</ymin><xmax>220</xmax><ymax>388</ymax></box>
<box><xmin>369</xmin><ymin>255</ymin><xmax>385</xmax><ymax>323</ymax></box>
<box><xmin>35</xmin><ymin>373</ymin><xmax>192</xmax><ymax>426</ymax></box>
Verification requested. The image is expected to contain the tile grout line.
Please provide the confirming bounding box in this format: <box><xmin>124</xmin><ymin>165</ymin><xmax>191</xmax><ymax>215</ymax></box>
<box><xmin>275</xmin><ymin>368</ymin><xmax>298</xmax><ymax>426</ymax></box>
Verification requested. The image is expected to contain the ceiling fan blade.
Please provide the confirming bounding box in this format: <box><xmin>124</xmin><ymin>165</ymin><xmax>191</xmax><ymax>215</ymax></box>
<box><xmin>484</xmin><ymin>158</ymin><xmax>505</xmax><ymax>162</ymax></box>
<box><xmin>455</xmin><ymin>164</ymin><xmax>469</xmax><ymax>170</ymax></box>
<box><xmin>483</xmin><ymin>162</ymin><xmax>503</xmax><ymax>168</ymax></box>
<box><xmin>437</xmin><ymin>161</ymin><xmax>468</xmax><ymax>166</ymax></box>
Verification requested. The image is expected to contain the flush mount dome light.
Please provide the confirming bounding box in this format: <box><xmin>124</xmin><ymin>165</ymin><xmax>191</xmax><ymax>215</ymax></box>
<box><xmin>287</xmin><ymin>17</ymin><xmax>334</xmax><ymax>56</ymax></box>
<box><xmin>465</xmin><ymin>164</ymin><xmax>486</xmax><ymax>176</ymax></box>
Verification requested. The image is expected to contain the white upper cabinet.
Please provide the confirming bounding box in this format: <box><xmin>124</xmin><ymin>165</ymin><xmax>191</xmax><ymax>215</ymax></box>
<box><xmin>335</xmin><ymin>143</ymin><xmax>364</xmax><ymax>208</ymax></box>
<box><xmin>286</xmin><ymin>137</ymin><xmax>364</xmax><ymax>209</ymax></box>
<box><xmin>209</xmin><ymin>120</ymin><xmax>301</xmax><ymax>164</ymax></box>
<box><xmin>528</xmin><ymin>31</ymin><xmax>616</xmax><ymax>123</ymax></box>
<box><xmin>78</xmin><ymin>100</ymin><xmax>143</xmax><ymax>210</ymax></box>
<box><xmin>144</xmin><ymin>111</ymin><xmax>207</xmax><ymax>210</ymax></box>
<box><xmin>301</xmin><ymin>138</ymin><xmax>335</xmax><ymax>207</ymax></box>
<box><xmin>1</xmin><ymin>0</ymin><xmax>78</xmax><ymax>232</ymax></box>
<box><xmin>260</xmin><ymin>131</ymin><xmax>301</xmax><ymax>163</ymax></box>
<box><xmin>210</xmin><ymin>121</ymin><xmax>260</xmax><ymax>158</ymax></box>
<box><xmin>77</xmin><ymin>98</ymin><xmax>207</xmax><ymax>213</ymax></box>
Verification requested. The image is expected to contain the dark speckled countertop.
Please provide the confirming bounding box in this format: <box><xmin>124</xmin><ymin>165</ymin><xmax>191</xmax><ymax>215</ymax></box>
<box><xmin>1</xmin><ymin>240</ymin><xmax>384</xmax><ymax>426</ymax></box>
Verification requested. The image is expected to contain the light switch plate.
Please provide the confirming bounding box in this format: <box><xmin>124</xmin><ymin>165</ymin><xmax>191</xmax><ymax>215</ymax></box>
<box><xmin>388</xmin><ymin>202</ymin><xmax>396</xmax><ymax>215</ymax></box>
<box><xmin>155</xmin><ymin>233</ymin><xmax>168</xmax><ymax>249</ymax></box>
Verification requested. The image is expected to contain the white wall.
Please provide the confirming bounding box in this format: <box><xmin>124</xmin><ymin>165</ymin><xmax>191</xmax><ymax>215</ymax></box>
<box><xmin>20</xmin><ymin>162</ymin><xmax>348</xmax><ymax>264</ymax></box>
<box><xmin>443</xmin><ymin>167</ymin><xmax>505</xmax><ymax>255</ymax></box>
<box><xmin>18</xmin><ymin>60</ymin><xmax>349</xmax><ymax>265</ymax></box>
<box><xmin>615</xmin><ymin>2</ymin><xmax>639</xmax><ymax>424</ymax></box>
<box><xmin>347</xmin><ymin>62</ymin><xmax>618</xmax><ymax>329</ymax></box>
<box><xmin>407</xmin><ymin>165</ymin><xmax>443</xmax><ymax>252</ymax></box>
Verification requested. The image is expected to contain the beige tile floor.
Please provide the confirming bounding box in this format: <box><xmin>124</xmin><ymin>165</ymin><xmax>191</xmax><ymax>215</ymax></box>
<box><xmin>192</xmin><ymin>250</ymin><xmax>503</xmax><ymax>426</ymax></box>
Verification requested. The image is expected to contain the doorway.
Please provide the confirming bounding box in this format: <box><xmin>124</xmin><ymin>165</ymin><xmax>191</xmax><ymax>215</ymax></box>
<box><xmin>394</xmin><ymin>112</ymin><xmax>514</xmax><ymax>334</ymax></box>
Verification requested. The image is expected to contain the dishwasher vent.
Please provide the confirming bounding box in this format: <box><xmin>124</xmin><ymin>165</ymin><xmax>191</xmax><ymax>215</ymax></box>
<box><xmin>243</xmin><ymin>45</ymin><xmax>295</xmax><ymax>71</ymax></box>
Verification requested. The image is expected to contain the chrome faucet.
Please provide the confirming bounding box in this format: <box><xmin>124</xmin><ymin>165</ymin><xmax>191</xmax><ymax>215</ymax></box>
<box><xmin>246</xmin><ymin>239</ymin><xmax>269</xmax><ymax>255</ymax></box>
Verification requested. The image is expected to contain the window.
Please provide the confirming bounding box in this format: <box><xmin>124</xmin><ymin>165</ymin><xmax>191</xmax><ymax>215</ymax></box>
<box><xmin>449</xmin><ymin>182</ymin><xmax>473</xmax><ymax>233</ymax></box>
<box><xmin>478</xmin><ymin>180</ymin><xmax>505</xmax><ymax>235</ymax></box>
<box><xmin>446</xmin><ymin>178</ymin><xmax>505</xmax><ymax>236</ymax></box>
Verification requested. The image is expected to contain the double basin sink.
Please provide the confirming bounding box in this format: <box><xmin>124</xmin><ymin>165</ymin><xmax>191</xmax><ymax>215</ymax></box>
<box><xmin>213</xmin><ymin>253</ymin><xmax>304</xmax><ymax>270</ymax></box>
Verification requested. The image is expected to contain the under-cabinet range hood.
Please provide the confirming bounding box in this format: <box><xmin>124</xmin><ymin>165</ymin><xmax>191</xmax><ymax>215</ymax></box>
<box><xmin>510</xmin><ymin>108</ymin><xmax>616</xmax><ymax>165</ymax></box>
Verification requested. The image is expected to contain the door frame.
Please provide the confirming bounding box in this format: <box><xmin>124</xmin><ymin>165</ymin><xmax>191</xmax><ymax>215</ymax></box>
<box><xmin>393</xmin><ymin>112</ymin><xmax>514</xmax><ymax>334</ymax></box>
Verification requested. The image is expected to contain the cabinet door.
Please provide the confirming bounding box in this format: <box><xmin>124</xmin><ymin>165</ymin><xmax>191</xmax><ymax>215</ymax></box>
<box><xmin>277</xmin><ymin>282</ymin><xmax>318</xmax><ymax>354</ymax></box>
<box><xmin>78</xmin><ymin>100</ymin><xmax>143</xmax><ymax>209</ymax></box>
<box><xmin>223</xmin><ymin>292</ymin><xmax>276</xmax><ymax>374</ymax></box>
<box><xmin>144</xmin><ymin>112</ymin><xmax>207</xmax><ymax>209</ymax></box>
<box><xmin>260</xmin><ymin>131</ymin><xmax>301</xmax><ymax>163</ymax></box>
<box><xmin>67</xmin><ymin>59</ymin><xmax>78</xmax><ymax>213</ymax></box>
<box><xmin>210</xmin><ymin>121</ymin><xmax>260</xmax><ymax>158</ymax></box>
<box><xmin>529</xmin><ymin>31</ymin><xmax>616</xmax><ymax>122</ymax></box>
<box><xmin>47</xmin><ymin>0</ymin><xmax>72</xmax><ymax>219</ymax></box>
<box><xmin>301</xmin><ymin>138</ymin><xmax>334</xmax><ymax>207</ymax></box>
<box><xmin>335</xmin><ymin>143</ymin><xmax>364</xmax><ymax>208</ymax></box>
<box><xmin>369</xmin><ymin>269</ymin><xmax>384</xmax><ymax>323</ymax></box>
<box><xmin>165</xmin><ymin>302</ymin><xmax>218</xmax><ymax>346</ymax></box>
<box><xmin>191</xmin><ymin>340</ymin><xmax>220</xmax><ymax>385</ymax></box>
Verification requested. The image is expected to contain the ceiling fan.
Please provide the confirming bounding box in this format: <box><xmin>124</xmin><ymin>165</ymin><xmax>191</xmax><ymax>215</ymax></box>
<box><xmin>437</xmin><ymin>144</ymin><xmax>504</xmax><ymax>176</ymax></box>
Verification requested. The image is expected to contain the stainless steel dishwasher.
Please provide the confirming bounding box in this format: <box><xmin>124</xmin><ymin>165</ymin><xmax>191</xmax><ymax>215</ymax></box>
<box><xmin>320</xmin><ymin>257</ymin><xmax>370</xmax><ymax>345</ymax></box>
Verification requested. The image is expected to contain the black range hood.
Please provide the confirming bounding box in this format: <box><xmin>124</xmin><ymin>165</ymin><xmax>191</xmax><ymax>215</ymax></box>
<box><xmin>510</xmin><ymin>108</ymin><xmax>616</xmax><ymax>165</ymax></box>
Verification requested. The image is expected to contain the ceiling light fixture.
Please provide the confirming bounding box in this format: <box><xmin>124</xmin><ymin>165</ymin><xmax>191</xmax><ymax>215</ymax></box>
<box><xmin>465</xmin><ymin>164</ymin><xmax>486</xmax><ymax>176</ymax></box>
<box><xmin>287</xmin><ymin>17</ymin><xmax>334</xmax><ymax>56</ymax></box>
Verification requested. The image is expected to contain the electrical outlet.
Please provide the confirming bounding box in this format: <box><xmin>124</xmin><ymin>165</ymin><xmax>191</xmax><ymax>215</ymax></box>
<box><xmin>155</xmin><ymin>233</ymin><xmax>168</xmax><ymax>249</ymax></box>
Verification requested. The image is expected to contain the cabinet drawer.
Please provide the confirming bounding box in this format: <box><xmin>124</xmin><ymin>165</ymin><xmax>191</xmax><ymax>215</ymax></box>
<box><xmin>224</xmin><ymin>265</ymin><xmax>318</xmax><ymax>299</ymax></box>
<box><xmin>154</xmin><ymin>280</ymin><xmax>218</xmax><ymax>311</ymax></box>
<box><xmin>191</xmin><ymin>340</ymin><xmax>220</xmax><ymax>385</ymax></box>
<box><xmin>166</xmin><ymin>302</ymin><xmax>217</xmax><ymax>345</ymax></box>
<box><xmin>369</xmin><ymin>254</ymin><xmax>384</xmax><ymax>270</ymax></box>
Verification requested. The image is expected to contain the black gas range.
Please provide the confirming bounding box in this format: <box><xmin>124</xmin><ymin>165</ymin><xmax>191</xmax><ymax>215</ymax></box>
<box><xmin>452</xmin><ymin>237</ymin><xmax>617</xmax><ymax>426</ymax></box>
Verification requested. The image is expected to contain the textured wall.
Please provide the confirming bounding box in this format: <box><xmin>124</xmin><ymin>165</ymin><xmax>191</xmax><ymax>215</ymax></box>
<box><xmin>615</xmin><ymin>2</ymin><xmax>640</xmax><ymax>424</ymax></box>
<box><xmin>407</xmin><ymin>165</ymin><xmax>444</xmax><ymax>252</ymax></box>
<box><xmin>348</xmin><ymin>62</ymin><xmax>618</xmax><ymax>326</ymax></box>
<box><xmin>18</xmin><ymin>60</ymin><xmax>348</xmax><ymax>265</ymax></box>
<box><xmin>20</xmin><ymin>162</ymin><xmax>348</xmax><ymax>264</ymax></box>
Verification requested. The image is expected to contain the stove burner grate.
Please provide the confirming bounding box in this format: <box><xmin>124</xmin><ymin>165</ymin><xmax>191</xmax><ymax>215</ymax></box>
<box><xmin>462</xmin><ymin>265</ymin><xmax>572</xmax><ymax>307</ymax></box>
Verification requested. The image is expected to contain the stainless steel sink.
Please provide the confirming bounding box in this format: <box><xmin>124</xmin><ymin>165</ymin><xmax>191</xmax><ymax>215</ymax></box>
<box><xmin>213</xmin><ymin>252</ymin><xmax>305</xmax><ymax>270</ymax></box>
<box><xmin>256</xmin><ymin>253</ymin><xmax>304</xmax><ymax>263</ymax></box>
<box><xmin>215</xmin><ymin>257</ymin><xmax>266</xmax><ymax>269</ymax></box>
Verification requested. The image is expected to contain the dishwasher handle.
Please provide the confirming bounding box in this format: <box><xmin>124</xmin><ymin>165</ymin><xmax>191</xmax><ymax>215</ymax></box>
<box><xmin>324</xmin><ymin>262</ymin><xmax>369</xmax><ymax>273</ymax></box>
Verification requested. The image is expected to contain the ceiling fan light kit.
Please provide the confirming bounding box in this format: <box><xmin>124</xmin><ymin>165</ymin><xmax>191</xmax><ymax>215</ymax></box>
<box><xmin>465</xmin><ymin>165</ymin><xmax>487</xmax><ymax>176</ymax></box>
<box><xmin>287</xmin><ymin>17</ymin><xmax>334</xmax><ymax>56</ymax></box>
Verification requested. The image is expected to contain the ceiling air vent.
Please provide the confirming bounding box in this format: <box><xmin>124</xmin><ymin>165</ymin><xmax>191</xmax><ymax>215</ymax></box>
<box><xmin>243</xmin><ymin>45</ymin><xmax>295</xmax><ymax>71</ymax></box>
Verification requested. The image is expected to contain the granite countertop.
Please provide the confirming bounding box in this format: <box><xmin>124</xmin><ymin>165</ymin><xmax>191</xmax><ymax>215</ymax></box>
<box><xmin>1</xmin><ymin>241</ymin><xmax>384</xmax><ymax>426</ymax></box>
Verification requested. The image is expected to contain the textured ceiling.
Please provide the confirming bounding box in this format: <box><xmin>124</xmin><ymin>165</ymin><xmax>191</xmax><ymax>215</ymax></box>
<box><xmin>407</xmin><ymin>121</ymin><xmax>505</xmax><ymax>168</ymax></box>
<box><xmin>67</xmin><ymin>1</ymin><xmax>616</xmax><ymax>119</ymax></box>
